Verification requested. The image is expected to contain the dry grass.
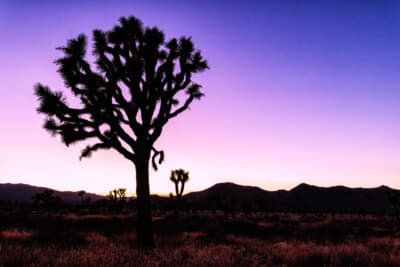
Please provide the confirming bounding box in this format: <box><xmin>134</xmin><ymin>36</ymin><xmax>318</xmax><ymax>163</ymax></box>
<box><xmin>228</xmin><ymin>235</ymin><xmax>400</xmax><ymax>266</ymax></box>
<box><xmin>2</xmin><ymin>232</ymin><xmax>400</xmax><ymax>266</ymax></box>
<box><xmin>0</xmin><ymin>232</ymin><xmax>237</xmax><ymax>266</ymax></box>
<box><xmin>0</xmin><ymin>228</ymin><xmax>34</xmax><ymax>240</ymax></box>
<box><xmin>1</xmin><ymin>212</ymin><xmax>399</xmax><ymax>266</ymax></box>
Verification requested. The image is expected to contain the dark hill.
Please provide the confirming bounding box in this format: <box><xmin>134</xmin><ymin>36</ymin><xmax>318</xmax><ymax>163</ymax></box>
<box><xmin>0</xmin><ymin>183</ymin><xmax>105</xmax><ymax>203</ymax></box>
<box><xmin>185</xmin><ymin>182</ymin><xmax>268</xmax><ymax>202</ymax></box>
<box><xmin>284</xmin><ymin>183</ymin><xmax>393</xmax><ymax>212</ymax></box>
<box><xmin>1</xmin><ymin>182</ymin><xmax>398</xmax><ymax>213</ymax></box>
<box><xmin>184</xmin><ymin>182</ymin><xmax>399</xmax><ymax>213</ymax></box>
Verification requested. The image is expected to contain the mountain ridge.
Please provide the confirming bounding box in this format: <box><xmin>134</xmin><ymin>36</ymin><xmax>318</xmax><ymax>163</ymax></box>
<box><xmin>0</xmin><ymin>182</ymin><xmax>398</xmax><ymax>212</ymax></box>
<box><xmin>184</xmin><ymin>182</ymin><xmax>398</xmax><ymax>212</ymax></box>
<box><xmin>0</xmin><ymin>182</ymin><xmax>105</xmax><ymax>203</ymax></box>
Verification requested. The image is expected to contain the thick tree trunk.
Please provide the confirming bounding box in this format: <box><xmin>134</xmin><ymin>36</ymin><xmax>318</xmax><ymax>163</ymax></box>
<box><xmin>135</xmin><ymin>155</ymin><xmax>155</xmax><ymax>248</ymax></box>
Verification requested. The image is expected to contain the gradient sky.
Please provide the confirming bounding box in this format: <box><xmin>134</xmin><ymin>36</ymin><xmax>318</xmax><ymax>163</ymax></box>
<box><xmin>1</xmin><ymin>0</ymin><xmax>399</xmax><ymax>195</ymax></box>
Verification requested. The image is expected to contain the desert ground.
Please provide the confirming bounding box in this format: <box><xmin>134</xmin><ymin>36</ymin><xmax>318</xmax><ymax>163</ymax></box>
<box><xmin>1</xmin><ymin>203</ymin><xmax>400</xmax><ymax>267</ymax></box>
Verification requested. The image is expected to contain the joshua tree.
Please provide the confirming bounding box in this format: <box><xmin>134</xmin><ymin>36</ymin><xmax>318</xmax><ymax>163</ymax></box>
<box><xmin>117</xmin><ymin>188</ymin><xmax>127</xmax><ymax>202</ymax></box>
<box><xmin>170</xmin><ymin>169</ymin><xmax>190</xmax><ymax>202</ymax></box>
<box><xmin>32</xmin><ymin>189</ymin><xmax>63</xmax><ymax>207</ymax></box>
<box><xmin>78</xmin><ymin>190</ymin><xmax>86</xmax><ymax>204</ymax></box>
<box><xmin>34</xmin><ymin>16</ymin><xmax>208</xmax><ymax>248</ymax></box>
<box><xmin>169</xmin><ymin>169</ymin><xmax>190</xmax><ymax>216</ymax></box>
<box><xmin>109</xmin><ymin>188</ymin><xmax>127</xmax><ymax>213</ymax></box>
<box><xmin>109</xmin><ymin>189</ymin><xmax>118</xmax><ymax>202</ymax></box>
<box><xmin>109</xmin><ymin>188</ymin><xmax>126</xmax><ymax>202</ymax></box>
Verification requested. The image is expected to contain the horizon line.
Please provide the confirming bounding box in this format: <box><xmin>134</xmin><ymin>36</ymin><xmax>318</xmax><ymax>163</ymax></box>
<box><xmin>0</xmin><ymin>180</ymin><xmax>396</xmax><ymax>196</ymax></box>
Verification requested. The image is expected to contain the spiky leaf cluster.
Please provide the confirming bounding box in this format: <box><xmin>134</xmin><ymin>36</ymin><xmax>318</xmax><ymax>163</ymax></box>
<box><xmin>35</xmin><ymin>16</ymin><xmax>208</xmax><ymax>169</ymax></box>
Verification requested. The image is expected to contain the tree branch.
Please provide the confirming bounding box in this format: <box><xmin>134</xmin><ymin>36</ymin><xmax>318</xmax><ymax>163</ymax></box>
<box><xmin>151</xmin><ymin>146</ymin><xmax>164</xmax><ymax>171</ymax></box>
<box><xmin>96</xmin><ymin>130</ymin><xmax>135</xmax><ymax>161</ymax></box>
<box><xmin>168</xmin><ymin>94</ymin><xmax>194</xmax><ymax>120</ymax></box>
<box><xmin>79</xmin><ymin>142</ymin><xmax>111</xmax><ymax>160</ymax></box>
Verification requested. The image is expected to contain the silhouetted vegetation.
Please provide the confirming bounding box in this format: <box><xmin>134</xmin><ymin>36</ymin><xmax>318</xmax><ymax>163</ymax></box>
<box><xmin>1</xmin><ymin>182</ymin><xmax>399</xmax><ymax>265</ymax></box>
<box><xmin>34</xmin><ymin>15</ymin><xmax>208</xmax><ymax>248</ymax></box>
<box><xmin>77</xmin><ymin>190</ymin><xmax>86</xmax><ymax>204</ymax></box>
<box><xmin>32</xmin><ymin>189</ymin><xmax>64</xmax><ymax>208</ymax></box>
<box><xmin>1</xmin><ymin>203</ymin><xmax>400</xmax><ymax>266</ymax></box>
<box><xmin>108</xmin><ymin>188</ymin><xmax>128</xmax><ymax>213</ymax></box>
<box><xmin>169</xmin><ymin>169</ymin><xmax>189</xmax><ymax>216</ymax></box>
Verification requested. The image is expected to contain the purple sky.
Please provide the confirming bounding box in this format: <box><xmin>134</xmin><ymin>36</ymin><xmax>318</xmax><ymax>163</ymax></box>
<box><xmin>1</xmin><ymin>0</ymin><xmax>399</xmax><ymax>194</ymax></box>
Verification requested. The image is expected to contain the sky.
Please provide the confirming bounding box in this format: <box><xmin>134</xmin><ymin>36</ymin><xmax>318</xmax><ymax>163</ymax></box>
<box><xmin>0</xmin><ymin>0</ymin><xmax>399</xmax><ymax>195</ymax></box>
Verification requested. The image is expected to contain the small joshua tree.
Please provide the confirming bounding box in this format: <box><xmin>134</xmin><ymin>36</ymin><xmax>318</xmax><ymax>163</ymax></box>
<box><xmin>32</xmin><ymin>189</ymin><xmax>63</xmax><ymax>207</ymax></box>
<box><xmin>108</xmin><ymin>188</ymin><xmax>127</xmax><ymax>202</ymax></box>
<box><xmin>108</xmin><ymin>188</ymin><xmax>126</xmax><ymax>209</ymax></box>
<box><xmin>170</xmin><ymin>169</ymin><xmax>189</xmax><ymax>201</ymax></box>
<box><xmin>109</xmin><ymin>188</ymin><xmax>127</xmax><ymax>213</ymax></box>
<box><xmin>170</xmin><ymin>169</ymin><xmax>189</xmax><ymax>215</ymax></box>
<box><xmin>117</xmin><ymin>188</ymin><xmax>127</xmax><ymax>202</ymax></box>
<box><xmin>78</xmin><ymin>190</ymin><xmax>86</xmax><ymax>204</ymax></box>
<box><xmin>109</xmin><ymin>189</ymin><xmax>118</xmax><ymax>202</ymax></box>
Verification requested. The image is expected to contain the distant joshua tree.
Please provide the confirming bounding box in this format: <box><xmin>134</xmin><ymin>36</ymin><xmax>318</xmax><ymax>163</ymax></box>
<box><xmin>86</xmin><ymin>196</ymin><xmax>91</xmax><ymax>206</ymax></box>
<box><xmin>109</xmin><ymin>188</ymin><xmax>127</xmax><ymax>213</ymax></box>
<box><xmin>109</xmin><ymin>188</ymin><xmax>127</xmax><ymax>202</ymax></box>
<box><xmin>170</xmin><ymin>169</ymin><xmax>189</xmax><ymax>202</ymax></box>
<box><xmin>78</xmin><ymin>190</ymin><xmax>86</xmax><ymax>204</ymax></box>
<box><xmin>34</xmin><ymin>16</ymin><xmax>208</xmax><ymax>247</ymax></box>
<box><xmin>117</xmin><ymin>188</ymin><xmax>127</xmax><ymax>202</ymax></box>
<box><xmin>109</xmin><ymin>189</ymin><xmax>118</xmax><ymax>202</ymax></box>
<box><xmin>170</xmin><ymin>169</ymin><xmax>189</xmax><ymax>216</ymax></box>
<box><xmin>32</xmin><ymin>189</ymin><xmax>63</xmax><ymax>207</ymax></box>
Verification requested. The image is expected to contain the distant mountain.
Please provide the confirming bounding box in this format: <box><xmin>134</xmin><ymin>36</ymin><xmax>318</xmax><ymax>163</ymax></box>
<box><xmin>1</xmin><ymin>182</ymin><xmax>398</xmax><ymax>213</ymax></box>
<box><xmin>0</xmin><ymin>183</ymin><xmax>105</xmax><ymax>203</ymax></box>
<box><xmin>184</xmin><ymin>182</ymin><xmax>399</xmax><ymax>213</ymax></box>
<box><xmin>185</xmin><ymin>182</ymin><xmax>268</xmax><ymax>202</ymax></box>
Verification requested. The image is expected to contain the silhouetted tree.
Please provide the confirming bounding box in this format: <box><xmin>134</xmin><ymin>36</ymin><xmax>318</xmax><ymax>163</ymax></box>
<box><xmin>32</xmin><ymin>189</ymin><xmax>63</xmax><ymax>208</ymax></box>
<box><xmin>109</xmin><ymin>189</ymin><xmax>118</xmax><ymax>202</ymax></box>
<box><xmin>170</xmin><ymin>169</ymin><xmax>189</xmax><ymax>201</ymax></box>
<box><xmin>117</xmin><ymin>188</ymin><xmax>127</xmax><ymax>202</ymax></box>
<box><xmin>170</xmin><ymin>169</ymin><xmax>189</xmax><ymax>216</ymax></box>
<box><xmin>78</xmin><ymin>190</ymin><xmax>86</xmax><ymax>204</ymax></box>
<box><xmin>34</xmin><ymin>16</ymin><xmax>208</xmax><ymax>248</ymax></box>
<box><xmin>108</xmin><ymin>188</ymin><xmax>126</xmax><ymax>213</ymax></box>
